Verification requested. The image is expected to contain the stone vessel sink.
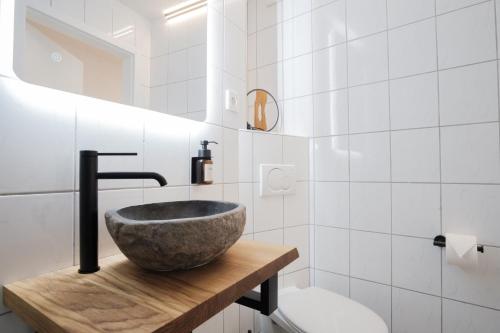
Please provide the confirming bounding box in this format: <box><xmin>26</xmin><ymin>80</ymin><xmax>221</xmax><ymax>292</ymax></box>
<box><xmin>105</xmin><ymin>200</ymin><xmax>245</xmax><ymax>271</ymax></box>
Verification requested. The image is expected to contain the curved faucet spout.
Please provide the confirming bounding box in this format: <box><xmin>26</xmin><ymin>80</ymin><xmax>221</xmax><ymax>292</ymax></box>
<box><xmin>98</xmin><ymin>172</ymin><xmax>167</xmax><ymax>186</ymax></box>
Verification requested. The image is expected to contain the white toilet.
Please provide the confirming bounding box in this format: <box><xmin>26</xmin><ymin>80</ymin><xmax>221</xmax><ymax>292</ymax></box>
<box><xmin>259</xmin><ymin>287</ymin><xmax>388</xmax><ymax>333</ymax></box>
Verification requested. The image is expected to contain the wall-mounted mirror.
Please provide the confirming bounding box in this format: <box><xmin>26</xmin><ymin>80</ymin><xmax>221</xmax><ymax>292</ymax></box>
<box><xmin>10</xmin><ymin>0</ymin><xmax>208</xmax><ymax>121</ymax></box>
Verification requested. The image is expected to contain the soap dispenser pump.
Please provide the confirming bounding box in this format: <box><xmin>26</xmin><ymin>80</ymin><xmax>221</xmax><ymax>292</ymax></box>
<box><xmin>192</xmin><ymin>140</ymin><xmax>218</xmax><ymax>184</ymax></box>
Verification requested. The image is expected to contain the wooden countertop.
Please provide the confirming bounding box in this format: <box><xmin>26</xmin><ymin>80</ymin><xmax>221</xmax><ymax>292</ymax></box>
<box><xmin>3</xmin><ymin>240</ymin><xmax>298</xmax><ymax>333</ymax></box>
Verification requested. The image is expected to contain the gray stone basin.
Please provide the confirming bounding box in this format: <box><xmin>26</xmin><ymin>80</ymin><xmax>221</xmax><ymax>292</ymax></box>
<box><xmin>105</xmin><ymin>200</ymin><xmax>246</xmax><ymax>271</ymax></box>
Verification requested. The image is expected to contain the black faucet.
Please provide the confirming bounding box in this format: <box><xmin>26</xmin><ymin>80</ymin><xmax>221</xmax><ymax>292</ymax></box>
<box><xmin>79</xmin><ymin>150</ymin><xmax>167</xmax><ymax>274</ymax></box>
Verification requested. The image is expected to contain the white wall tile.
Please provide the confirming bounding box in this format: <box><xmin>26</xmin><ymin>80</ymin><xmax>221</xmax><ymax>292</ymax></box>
<box><xmin>225</xmin><ymin>19</ymin><xmax>246</xmax><ymax>80</ymax></box>
<box><xmin>315</xmin><ymin>226</ymin><xmax>349</xmax><ymax>275</ymax></box>
<box><xmin>283</xmin><ymin>97</ymin><xmax>314</xmax><ymax>137</ymax></box>
<box><xmin>76</xmin><ymin>99</ymin><xmax>144</xmax><ymax>190</ymax></box>
<box><xmin>143</xmin><ymin>186</ymin><xmax>189</xmax><ymax>204</ymax></box>
<box><xmin>283</xmin><ymin>136</ymin><xmax>309</xmax><ymax>181</ymax></box>
<box><xmin>313</xmin><ymin>44</ymin><xmax>348</xmax><ymax>93</ymax></box>
<box><xmin>314</xmin><ymin>270</ymin><xmax>350</xmax><ymax>297</ymax></box>
<box><xmin>167</xmin><ymin>50</ymin><xmax>188</xmax><ymax>84</ymax></box>
<box><xmin>442</xmin><ymin>184</ymin><xmax>500</xmax><ymax>247</ymax></box>
<box><xmin>392</xmin><ymin>288</ymin><xmax>441</xmax><ymax>333</ymax></box>
<box><xmin>437</xmin><ymin>2</ymin><xmax>497</xmax><ymax>69</ymax></box>
<box><xmin>314</xmin><ymin>181</ymin><xmax>349</xmax><ymax>228</ymax></box>
<box><xmin>443</xmin><ymin>298</ymin><xmax>500</xmax><ymax>333</ymax></box>
<box><xmin>283</xmin><ymin>13</ymin><xmax>312</xmax><ymax>59</ymax></box>
<box><xmin>256</xmin><ymin>0</ymin><xmax>283</xmax><ymax>30</ymax></box>
<box><xmin>346</xmin><ymin>0</ymin><xmax>387</xmax><ymax>40</ymax></box>
<box><xmin>247</xmin><ymin>0</ymin><xmax>257</xmax><ymax>34</ymax></box>
<box><xmin>0</xmin><ymin>193</ymin><xmax>74</xmax><ymax>314</ymax></box>
<box><xmin>225</xmin><ymin>0</ymin><xmax>246</xmax><ymax>31</ymax></box>
<box><xmin>188</xmin><ymin>78</ymin><xmax>207</xmax><ymax>113</ymax></box>
<box><xmin>257</xmin><ymin>62</ymin><xmax>284</xmax><ymax>102</ymax></box>
<box><xmin>252</xmin><ymin>132</ymin><xmax>282</xmax><ymax>181</ymax></box>
<box><xmin>247</xmin><ymin>33</ymin><xmax>257</xmax><ymax>70</ymax></box>
<box><xmin>443</xmin><ymin>246</ymin><xmax>500</xmax><ymax>309</ymax></box>
<box><xmin>257</xmin><ymin>24</ymin><xmax>282</xmax><ymax>67</ymax></box>
<box><xmin>112</xmin><ymin>2</ymin><xmax>136</xmax><ymax>46</ymax></box>
<box><xmin>437</xmin><ymin>0</ymin><xmax>487</xmax><ymax>15</ymax></box>
<box><xmin>284</xmin><ymin>269</ymin><xmax>310</xmax><ymax>289</ymax></box>
<box><xmin>441</xmin><ymin>123</ymin><xmax>500</xmax><ymax>183</ymax></box>
<box><xmin>223</xmin><ymin>303</ymin><xmax>239</xmax><ymax>333</ymax></box>
<box><xmin>350</xmin><ymin>182</ymin><xmax>391</xmax><ymax>233</ymax></box>
<box><xmin>284</xmin><ymin>182</ymin><xmax>309</xmax><ymax>227</ymax></box>
<box><xmin>143</xmin><ymin>113</ymin><xmax>190</xmax><ymax>187</ymax></box>
<box><xmin>387</xmin><ymin>0</ymin><xmax>435</xmax><ymax>28</ymax></box>
<box><xmin>392</xmin><ymin>236</ymin><xmax>442</xmax><ymax>295</ymax></box>
<box><xmin>348</xmin><ymin>32</ymin><xmax>388</xmax><ymax>86</ymax></box>
<box><xmin>283</xmin><ymin>54</ymin><xmax>313</xmax><ymax>99</ymax></box>
<box><xmin>283</xmin><ymin>0</ymin><xmax>312</xmax><ymax>20</ymax></box>
<box><xmin>391</xmin><ymin>128</ymin><xmax>441</xmax><ymax>182</ymax></box>
<box><xmin>390</xmin><ymin>72</ymin><xmax>439</xmax><ymax>130</ymax></box>
<box><xmin>238</xmin><ymin>131</ymin><xmax>253</xmax><ymax>182</ymax></box>
<box><xmin>150</xmin><ymin>86</ymin><xmax>168</xmax><ymax>113</ymax></box>
<box><xmin>439</xmin><ymin>61</ymin><xmax>499</xmax><ymax>126</ymax></box>
<box><xmin>350</xmin><ymin>132</ymin><xmax>391</xmax><ymax>182</ymax></box>
<box><xmin>0</xmin><ymin>80</ymin><xmax>75</xmax><ymax>194</ymax></box>
<box><xmin>388</xmin><ymin>18</ymin><xmax>437</xmax><ymax>79</ymax></box>
<box><xmin>188</xmin><ymin>45</ymin><xmax>207</xmax><ymax>79</ymax></box>
<box><xmin>254</xmin><ymin>228</ymin><xmax>284</xmax><ymax>246</ymax></box>
<box><xmin>77</xmin><ymin>189</ymin><xmax>143</xmax><ymax>260</ymax></box>
<box><xmin>313</xmin><ymin>89</ymin><xmax>349</xmax><ymax>136</ymax></box>
<box><xmin>350</xmin><ymin>278</ymin><xmax>391</xmax><ymax>329</ymax></box>
<box><xmin>238</xmin><ymin>182</ymin><xmax>254</xmax><ymax>234</ymax></box>
<box><xmin>350</xmin><ymin>230</ymin><xmax>391</xmax><ymax>284</ymax></box>
<box><xmin>284</xmin><ymin>225</ymin><xmax>310</xmax><ymax>272</ymax></box>
<box><xmin>313</xmin><ymin>136</ymin><xmax>350</xmax><ymax>181</ymax></box>
<box><xmin>312</xmin><ymin>0</ymin><xmax>346</xmax><ymax>50</ymax></box>
<box><xmin>52</xmin><ymin>0</ymin><xmax>84</xmax><ymax>23</ymax></box>
<box><xmin>190</xmin><ymin>184</ymin><xmax>223</xmax><ymax>200</ymax></box>
<box><xmin>348</xmin><ymin>81</ymin><xmax>390</xmax><ymax>133</ymax></box>
<box><xmin>84</xmin><ymin>0</ymin><xmax>112</xmax><ymax>35</ymax></box>
<box><xmin>167</xmin><ymin>82</ymin><xmax>188</xmax><ymax>115</ymax></box>
<box><xmin>392</xmin><ymin>183</ymin><xmax>441</xmax><ymax>238</ymax></box>
<box><xmin>223</xmin><ymin>128</ymin><xmax>239</xmax><ymax>183</ymax></box>
<box><xmin>253</xmin><ymin>183</ymin><xmax>284</xmax><ymax>232</ymax></box>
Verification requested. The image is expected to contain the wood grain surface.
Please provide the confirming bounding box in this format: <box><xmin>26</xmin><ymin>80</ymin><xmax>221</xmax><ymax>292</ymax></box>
<box><xmin>3</xmin><ymin>240</ymin><xmax>298</xmax><ymax>333</ymax></box>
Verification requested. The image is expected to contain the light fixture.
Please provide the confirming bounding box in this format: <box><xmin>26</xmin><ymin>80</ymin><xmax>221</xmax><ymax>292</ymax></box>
<box><xmin>164</xmin><ymin>0</ymin><xmax>208</xmax><ymax>21</ymax></box>
<box><xmin>113</xmin><ymin>25</ymin><xmax>134</xmax><ymax>39</ymax></box>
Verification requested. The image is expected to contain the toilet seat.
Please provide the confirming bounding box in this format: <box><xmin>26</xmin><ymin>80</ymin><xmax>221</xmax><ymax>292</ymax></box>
<box><xmin>269</xmin><ymin>287</ymin><xmax>388</xmax><ymax>333</ymax></box>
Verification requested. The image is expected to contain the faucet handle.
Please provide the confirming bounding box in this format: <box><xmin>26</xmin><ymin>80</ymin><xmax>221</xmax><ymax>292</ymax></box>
<box><xmin>97</xmin><ymin>152</ymin><xmax>138</xmax><ymax>156</ymax></box>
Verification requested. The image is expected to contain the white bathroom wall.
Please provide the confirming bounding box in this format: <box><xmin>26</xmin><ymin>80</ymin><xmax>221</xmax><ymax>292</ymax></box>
<box><xmin>304</xmin><ymin>0</ymin><xmax>500</xmax><ymax>332</ymax></box>
<box><xmin>0</xmin><ymin>1</ymin><xmax>260</xmax><ymax>333</ymax></box>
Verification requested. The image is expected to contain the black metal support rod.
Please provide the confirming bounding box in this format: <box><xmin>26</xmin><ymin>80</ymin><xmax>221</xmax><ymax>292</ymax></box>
<box><xmin>433</xmin><ymin>235</ymin><xmax>484</xmax><ymax>253</ymax></box>
<box><xmin>236</xmin><ymin>274</ymin><xmax>278</xmax><ymax>315</ymax></box>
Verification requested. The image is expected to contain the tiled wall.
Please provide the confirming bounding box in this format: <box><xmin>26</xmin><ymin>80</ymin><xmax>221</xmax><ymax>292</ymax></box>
<box><xmin>149</xmin><ymin>11</ymin><xmax>208</xmax><ymax>121</ymax></box>
<box><xmin>0</xmin><ymin>1</ymin><xmax>261</xmax><ymax>333</ymax></box>
<box><xmin>301</xmin><ymin>0</ymin><xmax>500</xmax><ymax>332</ymax></box>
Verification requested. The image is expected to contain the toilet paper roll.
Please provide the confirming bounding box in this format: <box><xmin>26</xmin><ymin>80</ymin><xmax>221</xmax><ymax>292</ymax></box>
<box><xmin>445</xmin><ymin>233</ymin><xmax>478</xmax><ymax>268</ymax></box>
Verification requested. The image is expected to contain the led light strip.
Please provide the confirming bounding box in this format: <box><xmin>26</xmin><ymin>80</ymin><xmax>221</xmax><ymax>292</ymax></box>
<box><xmin>164</xmin><ymin>0</ymin><xmax>208</xmax><ymax>21</ymax></box>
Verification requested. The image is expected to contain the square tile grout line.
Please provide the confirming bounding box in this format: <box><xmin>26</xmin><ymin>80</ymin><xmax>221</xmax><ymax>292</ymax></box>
<box><xmin>383</xmin><ymin>0</ymin><xmax>395</xmax><ymax>328</ymax></box>
<box><xmin>433</xmin><ymin>0</ymin><xmax>445</xmax><ymax>331</ymax></box>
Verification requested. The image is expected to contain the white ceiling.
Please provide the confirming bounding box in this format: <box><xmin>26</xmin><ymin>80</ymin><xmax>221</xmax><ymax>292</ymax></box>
<box><xmin>119</xmin><ymin>0</ymin><xmax>185</xmax><ymax>20</ymax></box>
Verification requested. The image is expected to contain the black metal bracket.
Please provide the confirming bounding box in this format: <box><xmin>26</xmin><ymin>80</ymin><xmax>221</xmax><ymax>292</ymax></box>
<box><xmin>236</xmin><ymin>274</ymin><xmax>278</xmax><ymax>315</ymax></box>
<box><xmin>433</xmin><ymin>235</ymin><xmax>484</xmax><ymax>253</ymax></box>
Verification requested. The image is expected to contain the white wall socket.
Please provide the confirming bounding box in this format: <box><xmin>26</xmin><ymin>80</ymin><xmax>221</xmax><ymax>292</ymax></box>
<box><xmin>225</xmin><ymin>89</ymin><xmax>239</xmax><ymax>112</ymax></box>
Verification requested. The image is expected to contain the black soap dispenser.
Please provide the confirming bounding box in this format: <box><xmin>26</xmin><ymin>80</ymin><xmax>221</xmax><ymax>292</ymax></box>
<box><xmin>192</xmin><ymin>140</ymin><xmax>218</xmax><ymax>184</ymax></box>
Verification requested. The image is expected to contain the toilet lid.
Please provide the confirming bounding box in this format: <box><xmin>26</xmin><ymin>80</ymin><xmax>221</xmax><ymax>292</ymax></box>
<box><xmin>276</xmin><ymin>287</ymin><xmax>388</xmax><ymax>333</ymax></box>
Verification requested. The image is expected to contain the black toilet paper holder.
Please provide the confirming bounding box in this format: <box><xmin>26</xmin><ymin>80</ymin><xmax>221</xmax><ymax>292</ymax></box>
<box><xmin>433</xmin><ymin>235</ymin><xmax>484</xmax><ymax>253</ymax></box>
